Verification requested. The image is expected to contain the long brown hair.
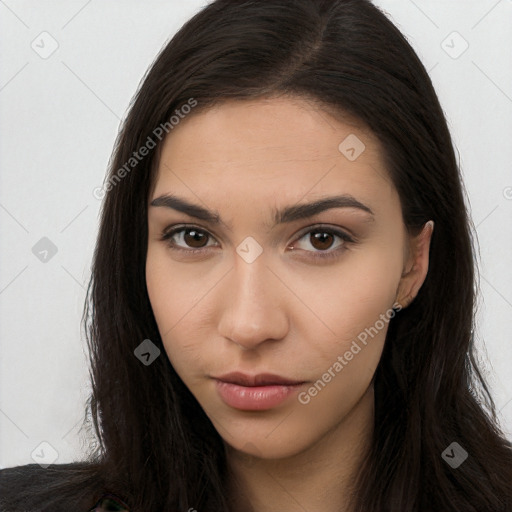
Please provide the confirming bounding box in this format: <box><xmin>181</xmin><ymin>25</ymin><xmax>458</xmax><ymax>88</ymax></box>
<box><xmin>3</xmin><ymin>1</ymin><xmax>511</xmax><ymax>511</ymax></box>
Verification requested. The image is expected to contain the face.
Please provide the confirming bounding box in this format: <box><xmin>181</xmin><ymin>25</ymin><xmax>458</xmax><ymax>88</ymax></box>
<box><xmin>146</xmin><ymin>96</ymin><xmax>431</xmax><ymax>460</ymax></box>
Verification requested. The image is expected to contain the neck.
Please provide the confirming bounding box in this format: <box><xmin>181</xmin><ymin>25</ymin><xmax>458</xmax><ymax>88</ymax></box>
<box><xmin>226</xmin><ymin>385</ymin><xmax>374</xmax><ymax>512</ymax></box>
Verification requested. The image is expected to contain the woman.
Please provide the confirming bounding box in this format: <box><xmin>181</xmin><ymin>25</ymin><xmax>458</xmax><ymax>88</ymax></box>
<box><xmin>1</xmin><ymin>0</ymin><xmax>511</xmax><ymax>511</ymax></box>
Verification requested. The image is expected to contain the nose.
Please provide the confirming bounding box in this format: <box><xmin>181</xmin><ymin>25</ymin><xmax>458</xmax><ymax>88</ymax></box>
<box><xmin>217</xmin><ymin>255</ymin><xmax>289</xmax><ymax>350</ymax></box>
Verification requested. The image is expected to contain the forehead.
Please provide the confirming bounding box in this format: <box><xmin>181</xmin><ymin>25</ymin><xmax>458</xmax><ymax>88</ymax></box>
<box><xmin>152</xmin><ymin>96</ymin><xmax>395</xmax><ymax>212</ymax></box>
<box><xmin>158</xmin><ymin>96</ymin><xmax>380</xmax><ymax>164</ymax></box>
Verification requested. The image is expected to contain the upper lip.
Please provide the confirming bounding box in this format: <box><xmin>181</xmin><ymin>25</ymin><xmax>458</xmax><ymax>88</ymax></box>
<box><xmin>213</xmin><ymin>372</ymin><xmax>305</xmax><ymax>387</ymax></box>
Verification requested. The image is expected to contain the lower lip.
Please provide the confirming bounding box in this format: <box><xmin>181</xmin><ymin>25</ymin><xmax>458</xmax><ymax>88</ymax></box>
<box><xmin>215</xmin><ymin>380</ymin><xmax>304</xmax><ymax>411</ymax></box>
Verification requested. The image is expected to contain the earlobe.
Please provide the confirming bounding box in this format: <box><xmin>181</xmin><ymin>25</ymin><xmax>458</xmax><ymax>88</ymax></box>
<box><xmin>395</xmin><ymin>220</ymin><xmax>434</xmax><ymax>309</ymax></box>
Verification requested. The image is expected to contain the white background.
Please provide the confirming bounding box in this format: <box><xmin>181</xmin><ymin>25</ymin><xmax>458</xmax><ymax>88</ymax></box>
<box><xmin>1</xmin><ymin>0</ymin><xmax>511</xmax><ymax>469</ymax></box>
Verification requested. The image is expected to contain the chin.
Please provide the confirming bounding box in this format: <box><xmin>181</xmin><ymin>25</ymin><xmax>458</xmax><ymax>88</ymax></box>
<box><xmin>219</xmin><ymin>421</ymin><xmax>321</xmax><ymax>461</ymax></box>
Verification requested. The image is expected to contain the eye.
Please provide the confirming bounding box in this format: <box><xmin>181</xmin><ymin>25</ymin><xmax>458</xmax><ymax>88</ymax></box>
<box><xmin>159</xmin><ymin>225</ymin><xmax>218</xmax><ymax>253</ymax></box>
<box><xmin>159</xmin><ymin>224</ymin><xmax>356</xmax><ymax>261</ymax></box>
<box><xmin>289</xmin><ymin>226</ymin><xmax>355</xmax><ymax>261</ymax></box>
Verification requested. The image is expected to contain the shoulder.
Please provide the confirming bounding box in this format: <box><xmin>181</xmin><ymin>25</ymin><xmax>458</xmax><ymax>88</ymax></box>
<box><xmin>0</xmin><ymin>462</ymin><xmax>125</xmax><ymax>512</ymax></box>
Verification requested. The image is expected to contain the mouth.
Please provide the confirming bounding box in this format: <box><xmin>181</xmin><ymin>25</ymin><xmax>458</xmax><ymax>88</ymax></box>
<box><xmin>212</xmin><ymin>372</ymin><xmax>307</xmax><ymax>411</ymax></box>
<box><xmin>214</xmin><ymin>372</ymin><xmax>305</xmax><ymax>387</ymax></box>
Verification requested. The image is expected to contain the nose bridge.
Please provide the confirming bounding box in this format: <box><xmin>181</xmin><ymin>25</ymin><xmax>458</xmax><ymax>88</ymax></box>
<box><xmin>217</xmin><ymin>253</ymin><xmax>288</xmax><ymax>349</ymax></box>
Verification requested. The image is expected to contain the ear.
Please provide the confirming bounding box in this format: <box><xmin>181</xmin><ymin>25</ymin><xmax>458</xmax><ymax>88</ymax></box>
<box><xmin>395</xmin><ymin>220</ymin><xmax>434</xmax><ymax>309</ymax></box>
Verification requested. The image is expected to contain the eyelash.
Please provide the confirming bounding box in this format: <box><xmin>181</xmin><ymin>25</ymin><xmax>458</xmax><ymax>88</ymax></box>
<box><xmin>158</xmin><ymin>224</ymin><xmax>356</xmax><ymax>262</ymax></box>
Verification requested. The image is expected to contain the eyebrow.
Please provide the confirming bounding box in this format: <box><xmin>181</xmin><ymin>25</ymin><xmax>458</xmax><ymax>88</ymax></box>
<box><xmin>149</xmin><ymin>193</ymin><xmax>375</xmax><ymax>227</ymax></box>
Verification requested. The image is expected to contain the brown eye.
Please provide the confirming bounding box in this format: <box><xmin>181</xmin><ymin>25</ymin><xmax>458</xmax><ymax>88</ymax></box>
<box><xmin>309</xmin><ymin>231</ymin><xmax>335</xmax><ymax>251</ymax></box>
<box><xmin>183</xmin><ymin>228</ymin><xmax>209</xmax><ymax>248</ymax></box>
<box><xmin>160</xmin><ymin>226</ymin><xmax>218</xmax><ymax>252</ymax></box>
<box><xmin>289</xmin><ymin>226</ymin><xmax>355</xmax><ymax>261</ymax></box>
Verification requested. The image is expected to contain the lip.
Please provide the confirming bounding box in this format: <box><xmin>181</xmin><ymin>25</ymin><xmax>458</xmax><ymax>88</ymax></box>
<box><xmin>213</xmin><ymin>372</ymin><xmax>306</xmax><ymax>411</ymax></box>
<box><xmin>214</xmin><ymin>372</ymin><xmax>304</xmax><ymax>387</ymax></box>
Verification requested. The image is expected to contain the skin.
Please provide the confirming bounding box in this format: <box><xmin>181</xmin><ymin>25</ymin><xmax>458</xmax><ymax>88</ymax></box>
<box><xmin>146</xmin><ymin>96</ymin><xmax>433</xmax><ymax>512</ymax></box>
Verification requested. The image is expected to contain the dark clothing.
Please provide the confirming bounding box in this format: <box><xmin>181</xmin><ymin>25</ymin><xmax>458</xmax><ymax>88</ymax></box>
<box><xmin>89</xmin><ymin>495</ymin><xmax>129</xmax><ymax>511</ymax></box>
<box><xmin>0</xmin><ymin>463</ymin><xmax>129</xmax><ymax>512</ymax></box>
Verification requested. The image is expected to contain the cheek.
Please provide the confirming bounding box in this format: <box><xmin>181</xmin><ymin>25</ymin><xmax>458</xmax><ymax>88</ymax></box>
<box><xmin>145</xmin><ymin>248</ymin><xmax>216</xmax><ymax>379</ymax></box>
<box><xmin>281</xmin><ymin>251</ymin><xmax>401</xmax><ymax>426</ymax></box>
<box><xmin>292</xmin><ymin>250</ymin><xmax>402</xmax><ymax>424</ymax></box>
<box><xmin>146</xmin><ymin>246</ymin><xmax>209</xmax><ymax>332</ymax></box>
<box><xmin>292</xmin><ymin>238</ymin><xmax>403</xmax><ymax>356</ymax></box>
